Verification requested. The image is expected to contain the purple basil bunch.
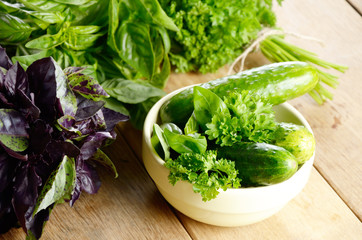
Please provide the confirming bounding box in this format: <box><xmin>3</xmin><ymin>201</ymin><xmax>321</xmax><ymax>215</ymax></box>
<box><xmin>0</xmin><ymin>46</ymin><xmax>128</xmax><ymax>238</ymax></box>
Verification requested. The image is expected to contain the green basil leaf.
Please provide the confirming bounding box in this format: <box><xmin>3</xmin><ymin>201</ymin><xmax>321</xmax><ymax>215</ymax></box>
<box><xmin>12</xmin><ymin>49</ymin><xmax>54</xmax><ymax>70</ymax></box>
<box><xmin>53</xmin><ymin>0</ymin><xmax>94</xmax><ymax>5</ymax></box>
<box><xmin>151</xmin><ymin>123</ymin><xmax>170</xmax><ymax>160</ymax></box>
<box><xmin>33</xmin><ymin>155</ymin><xmax>76</xmax><ymax>215</ymax></box>
<box><xmin>0</xmin><ymin>13</ymin><xmax>33</xmax><ymax>43</ymax></box>
<box><xmin>68</xmin><ymin>25</ymin><xmax>101</xmax><ymax>34</ymax></box>
<box><xmin>103</xmin><ymin>97</ymin><xmax>130</xmax><ymax>116</ymax></box>
<box><xmin>25</xmin><ymin>31</ymin><xmax>65</xmax><ymax>50</ymax></box>
<box><xmin>101</xmin><ymin>78</ymin><xmax>165</xmax><ymax>104</ymax></box>
<box><xmin>155</xmin><ymin>26</ymin><xmax>171</xmax><ymax>53</ymax></box>
<box><xmin>163</xmin><ymin>128</ymin><xmax>207</xmax><ymax>154</ymax></box>
<box><xmin>184</xmin><ymin>112</ymin><xmax>199</xmax><ymax>135</ymax></box>
<box><xmin>107</xmin><ymin>0</ymin><xmax>122</xmax><ymax>53</ymax></box>
<box><xmin>140</xmin><ymin>0</ymin><xmax>178</xmax><ymax>31</ymax></box>
<box><xmin>160</xmin><ymin>123</ymin><xmax>182</xmax><ymax>134</ymax></box>
<box><xmin>115</xmin><ymin>21</ymin><xmax>155</xmax><ymax>79</ymax></box>
<box><xmin>150</xmin><ymin>52</ymin><xmax>170</xmax><ymax>88</ymax></box>
<box><xmin>18</xmin><ymin>0</ymin><xmax>67</xmax><ymax>12</ymax></box>
<box><xmin>127</xmin><ymin>96</ymin><xmax>160</xmax><ymax>129</ymax></box>
<box><xmin>193</xmin><ymin>86</ymin><xmax>230</xmax><ymax>130</ymax></box>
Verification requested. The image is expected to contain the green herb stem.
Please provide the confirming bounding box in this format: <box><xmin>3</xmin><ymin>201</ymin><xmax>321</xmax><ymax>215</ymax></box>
<box><xmin>260</xmin><ymin>34</ymin><xmax>347</xmax><ymax>104</ymax></box>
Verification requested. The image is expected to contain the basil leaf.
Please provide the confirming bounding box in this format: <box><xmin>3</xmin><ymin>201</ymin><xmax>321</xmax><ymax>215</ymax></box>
<box><xmin>67</xmin><ymin>68</ymin><xmax>109</xmax><ymax>101</ymax></box>
<box><xmin>91</xmin><ymin>149</ymin><xmax>118</xmax><ymax>178</ymax></box>
<box><xmin>184</xmin><ymin>112</ymin><xmax>199</xmax><ymax>135</ymax></box>
<box><xmin>163</xmin><ymin>128</ymin><xmax>207</xmax><ymax>154</ymax></box>
<box><xmin>151</xmin><ymin>123</ymin><xmax>170</xmax><ymax>160</ymax></box>
<box><xmin>0</xmin><ymin>109</ymin><xmax>29</xmax><ymax>152</ymax></box>
<box><xmin>123</xmin><ymin>0</ymin><xmax>178</xmax><ymax>31</ymax></box>
<box><xmin>25</xmin><ymin>30</ymin><xmax>65</xmax><ymax>50</ymax></box>
<box><xmin>0</xmin><ymin>13</ymin><xmax>33</xmax><ymax>43</ymax></box>
<box><xmin>53</xmin><ymin>58</ymin><xmax>78</xmax><ymax>117</ymax></box>
<box><xmin>103</xmin><ymin>97</ymin><xmax>130</xmax><ymax>116</ymax></box>
<box><xmin>53</xmin><ymin>0</ymin><xmax>94</xmax><ymax>5</ymax></box>
<box><xmin>18</xmin><ymin>0</ymin><xmax>67</xmax><ymax>12</ymax></box>
<box><xmin>193</xmin><ymin>86</ymin><xmax>230</xmax><ymax>129</ymax></box>
<box><xmin>127</xmin><ymin>96</ymin><xmax>160</xmax><ymax>129</ymax></box>
<box><xmin>150</xmin><ymin>52</ymin><xmax>170</xmax><ymax>89</ymax></box>
<box><xmin>115</xmin><ymin>21</ymin><xmax>155</xmax><ymax>79</ymax></box>
<box><xmin>101</xmin><ymin>78</ymin><xmax>165</xmax><ymax>104</ymax></box>
<box><xmin>160</xmin><ymin>123</ymin><xmax>182</xmax><ymax>134</ymax></box>
<box><xmin>33</xmin><ymin>155</ymin><xmax>76</xmax><ymax>215</ymax></box>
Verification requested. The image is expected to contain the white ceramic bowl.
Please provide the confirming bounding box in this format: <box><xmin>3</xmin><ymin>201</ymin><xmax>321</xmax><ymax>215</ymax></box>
<box><xmin>142</xmin><ymin>85</ymin><xmax>315</xmax><ymax>227</ymax></box>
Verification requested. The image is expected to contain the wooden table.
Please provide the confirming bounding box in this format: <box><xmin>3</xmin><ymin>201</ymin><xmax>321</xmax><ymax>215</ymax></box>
<box><xmin>2</xmin><ymin>0</ymin><xmax>361</xmax><ymax>239</ymax></box>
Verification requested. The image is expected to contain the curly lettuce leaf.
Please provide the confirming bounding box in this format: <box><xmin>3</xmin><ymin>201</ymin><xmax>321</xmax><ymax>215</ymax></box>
<box><xmin>164</xmin><ymin>150</ymin><xmax>240</xmax><ymax>201</ymax></box>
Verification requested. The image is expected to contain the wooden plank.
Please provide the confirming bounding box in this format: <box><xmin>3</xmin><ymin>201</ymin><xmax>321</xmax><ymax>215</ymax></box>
<box><xmin>1</xmin><ymin>128</ymin><xmax>191</xmax><ymax>240</ymax></box>
<box><xmin>347</xmin><ymin>0</ymin><xmax>362</xmax><ymax>14</ymax></box>
<box><xmin>177</xmin><ymin>168</ymin><xmax>362</xmax><ymax>240</ymax></box>
<box><xmin>273</xmin><ymin>0</ymin><xmax>362</xmax><ymax>219</ymax></box>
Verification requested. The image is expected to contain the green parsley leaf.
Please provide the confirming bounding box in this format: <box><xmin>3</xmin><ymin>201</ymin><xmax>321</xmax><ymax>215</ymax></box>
<box><xmin>164</xmin><ymin>150</ymin><xmax>241</xmax><ymax>201</ymax></box>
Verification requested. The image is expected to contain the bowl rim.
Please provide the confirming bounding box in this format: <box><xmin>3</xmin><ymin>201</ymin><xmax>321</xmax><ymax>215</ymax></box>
<box><xmin>143</xmin><ymin>84</ymin><xmax>315</xmax><ymax>193</ymax></box>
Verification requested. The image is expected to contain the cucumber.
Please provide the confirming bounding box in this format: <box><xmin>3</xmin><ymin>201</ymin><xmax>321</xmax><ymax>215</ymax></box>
<box><xmin>160</xmin><ymin>61</ymin><xmax>318</xmax><ymax>127</ymax></box>
<box><xmin>273</xmin><ymin>122</ymin><xmax>315</xmax><ymax>164</ymax></box>
<box><xmin>217</xmin><ymin>142</ymin><xmax>298</xmax><ymax>187</ymax></box>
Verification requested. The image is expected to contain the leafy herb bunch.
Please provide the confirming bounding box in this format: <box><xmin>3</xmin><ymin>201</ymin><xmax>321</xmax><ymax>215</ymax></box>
<box><xmin>0</xmin><ymin>0</ymin><xmax>179</xmax><ymax>129</ymax></box>
<box><xmin>0</xmin><ymin>46</ymin><xmax>128</xmax><ymax>239</ymax></box>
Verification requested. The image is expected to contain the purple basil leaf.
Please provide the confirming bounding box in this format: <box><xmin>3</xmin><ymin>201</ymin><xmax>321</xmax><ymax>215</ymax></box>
<box><xmin>73</xmin><ymin>110</ymin><xmax>106</xmax><ymax>137</ymax></box>
<box><xmin>102</xmin><ymin>107</ymin><xmax>129</xmax><ymax>131</ymax></box>
<box><xmin>28</xmin><ymin>119</ymin><xmax>52</xmax><ymax>154</ymax></box>
<box><xmin>0</xmin><ymin>46</ymin><xmax>13</xmax><ymax>70</ymax></box>
<box><xmin>0</xmin><ymin>143</ymin><xmax>27</xmax><ymax>161</ymax></box>
<box><xmin>12</xmin><ymin>163</ymin><xmax>42</xmax><ymax>232</ymax></box>
<box><xmin>68</xmin><ymin>72</ymin><xmax>109</xmax><ymax>101</ymax></box>
<box><xmin>0</xmin><ymin>109</ymin><xmax>29</xmax><ymax>152</ymax></box>
<box><xmin>34</xmin><ymin>156</ymin><xmax>76</xmax><ymax>215</ymax></box>
<box><xmin>70</xmin><ymin>160</ymin><xmax>100</xmax><ymax>206</ymax></box>
<box><xmin>57</xmin><ymin>115</ymin><xmax>77</xmax><ymax>131</ymax></box>
<box><xmin>27</xmin><ymin>57</ymin><xmax>57</xmax><ymax>122</ymax></box>
<box><xmin>0</xmin><ymin>186</ymin><xmax>18</xmax><ymax>234</ymax></box>
<box><xmin>46</xmin><ymin>140</ymin><xmax>80</xmax><ymax>159</ymax></box>
<box><xmin>5</xmin><ymin>62</ymin><xmax>28</xmax><ymax>97</ymax></box>
<box><xmin>17</xmin><ymin>90</ymin><xmax>40</xmax><ymax>121</ymax></box>
<box><xmin>0</xmin><ymin>151</ymin><xmax>19</xmax><ymax>192</ymax></box>
<box><xmin>25</xmin><ymin>207</ymin><xmax>51</xmax><ymax>240</ymax></box>
<box><xmin>0</xmin><ymin>92</ymin><xmax>14</xmax><ymax>109</ymax></box>
<box><xmin>53</xmin><ymin>58</ymin><xmax>77</xmax><ymax>117</ymax></box>
<box><xmin>78</xmin><ymin>132</ymin><xmax>113</xmax><ymax>161</ymax></box>
<box><xmin>75</xmin><ymin>95</ymin><xmax>105</xmax><ymax>121</ymax></box>
<box><xmin>63</xmin><ymin>67</ymin><xmax>83</xmax><ymax>76</ymax></box>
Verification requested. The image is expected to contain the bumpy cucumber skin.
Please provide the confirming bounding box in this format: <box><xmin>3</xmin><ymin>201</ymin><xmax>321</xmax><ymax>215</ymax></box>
<box><xmin>274</xmin><ymin>122</ymin><xmax>315</xmax><ymax>165</ymax></box>
<box><xmin>160</xmin><ymin>61</ymin><xmax>318</xmax><ymax>127</ymax></box>
<box><xmin>217</xmin><ymin>142</ymin><xmax>298</xmax><ymax>187</ymax></box>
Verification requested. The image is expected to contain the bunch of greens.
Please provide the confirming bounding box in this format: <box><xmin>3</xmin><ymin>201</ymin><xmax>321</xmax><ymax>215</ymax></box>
<box><xmin>152</xmin><ymin>86</ymin><xmax>288</xmax><ymax>201</ymax></box>
<box><xmin>0</xmin><ymin>46</ymin><xmax>128</xmax><ymax>239</ymax></box>
<box><xmin>160</xmin><ymin>0</ymin><xmax>347</xmax><ymax>104</ymax></box>
<box><xmin>159</xmin><ymin>0</ymin><xmax>282</xmax><ymax>73</ymax></box>
<box><xmin>0</xmin><ymin>0</ymin><xmax>178</xmax><ymax>128</ymax></box>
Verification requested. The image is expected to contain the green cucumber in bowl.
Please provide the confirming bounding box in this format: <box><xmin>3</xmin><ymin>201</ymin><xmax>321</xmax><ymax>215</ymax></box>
<box><xmin>217</xmin><ymin>142</ymin><xmax>298</xmax><ymax>187</ymax></box>
<box><xmin>160</xmin><ymin>61</ymin><xmax>319</xmax><ymax>127</ymax></box>
<box><xmin>273</xmin><ymin>122</ymin><xmax>315</xmax><ymax>164</ymax></box>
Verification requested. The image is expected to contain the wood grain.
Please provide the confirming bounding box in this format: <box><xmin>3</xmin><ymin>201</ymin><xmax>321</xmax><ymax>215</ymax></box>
<box><xmin>0</xmin><ymin>128</ymin><xmax>191</xmax><ymax>240</ymax></box>
<box><xmin>347</xmin><ymin>0</ymin><xmax>362</xmax><ymax>14</ymax></box>
<box><xmin>273</xmin><ymin>0</ymin><xmax>362</xmax><ymax>220</ymax></box>
<box><xmin>1</xmin><ymin>0</ymin><xmax>361</xmax><ymax>239</ymax></box>
<box><xmin>177</xmin><ymin>168</ymin><xmax>362</xmax><ymax>240</ymax></box>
